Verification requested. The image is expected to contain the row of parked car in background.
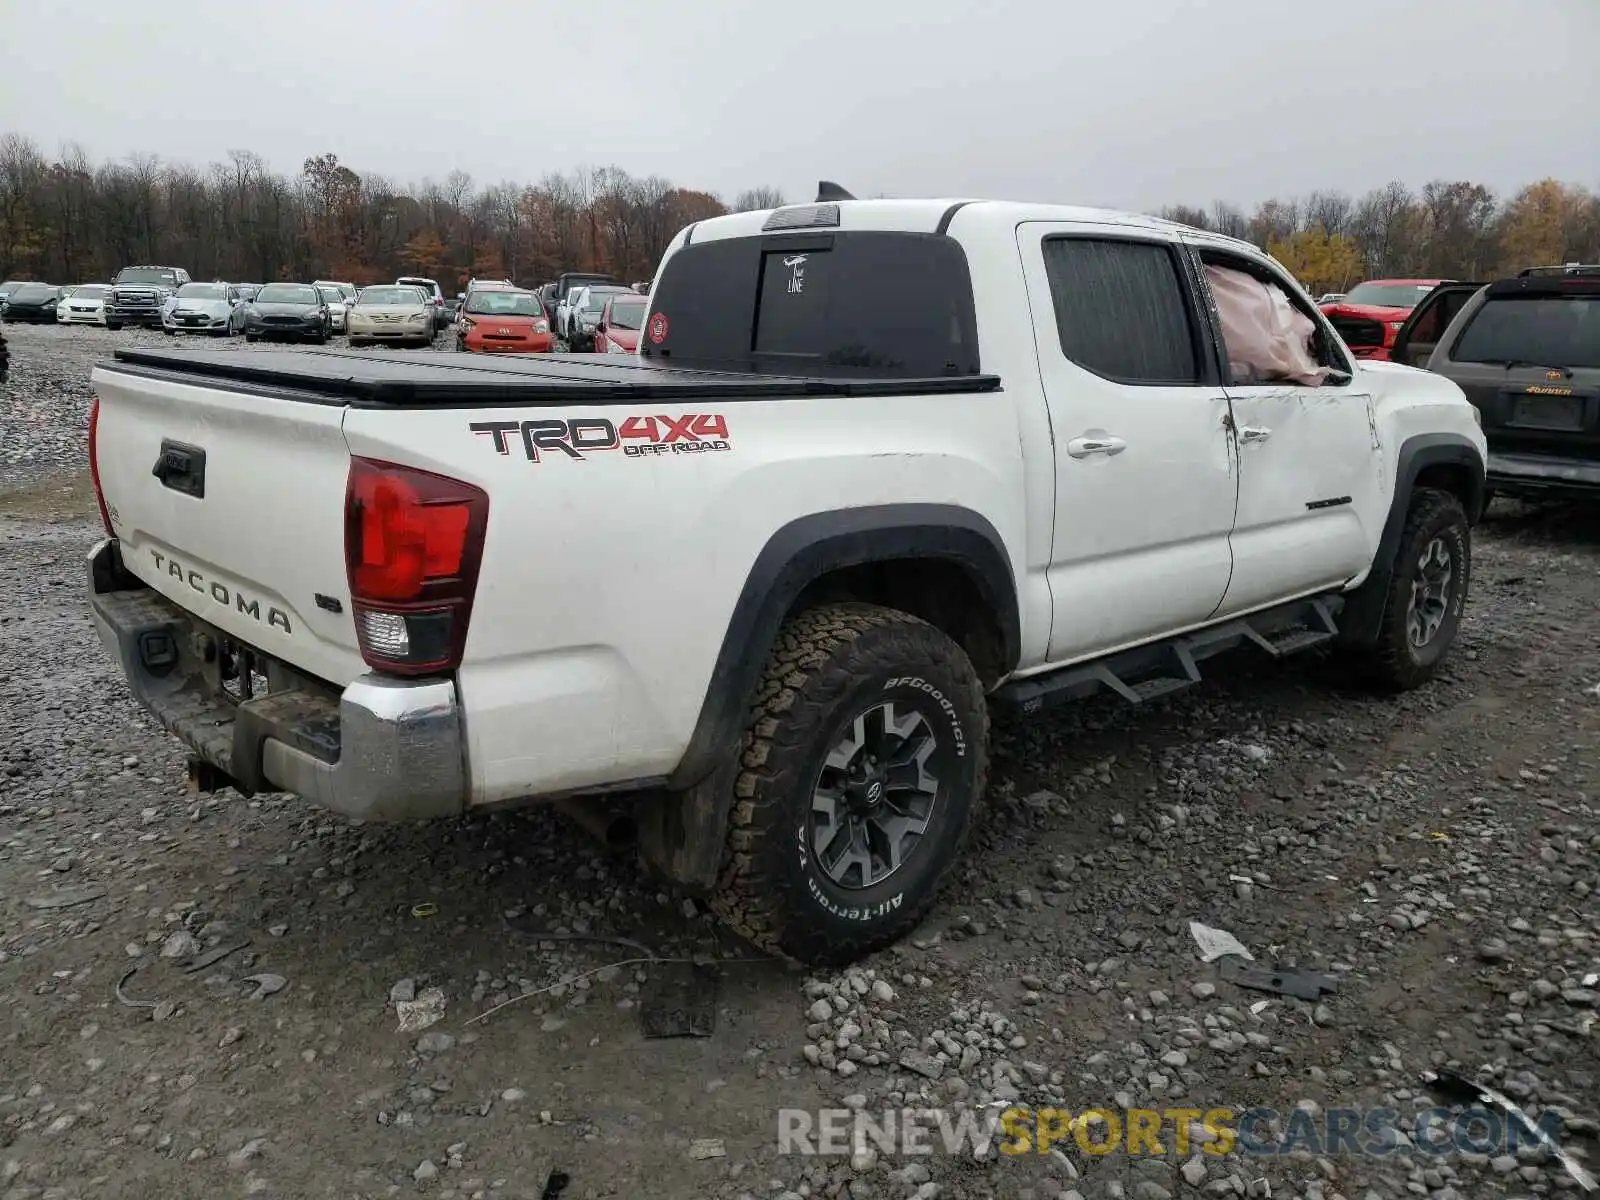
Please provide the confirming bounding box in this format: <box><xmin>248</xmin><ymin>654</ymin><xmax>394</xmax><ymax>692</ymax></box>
<box><xmin>0</xmin><ymin>268</ymin><xmax>651</xmax><ymax>356</ymax></box>
<box><xmin>8</xmin><ymin>254</ymin><xmax>1593</xmax><ymax>512</ymax></box>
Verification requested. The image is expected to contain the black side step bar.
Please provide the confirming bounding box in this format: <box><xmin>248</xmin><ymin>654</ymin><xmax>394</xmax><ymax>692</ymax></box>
<box><xmin>996</xmin><ymin>594</ymin><xmax>1342</xmax><ymax>715</ymax></box>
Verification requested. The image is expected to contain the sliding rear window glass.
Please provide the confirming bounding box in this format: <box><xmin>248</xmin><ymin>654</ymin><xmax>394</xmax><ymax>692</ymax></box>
<box><xmin>643</xmin><ymin>232</ymin><xmax>981</xmax><ymax>378</ymax></box>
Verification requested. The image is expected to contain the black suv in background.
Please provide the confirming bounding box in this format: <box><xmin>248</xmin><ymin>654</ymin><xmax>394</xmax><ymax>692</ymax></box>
<box><xmin>1395</xmin><ymin>264</ymin><xmax>1600</xmax><ymax>504</ymax></box>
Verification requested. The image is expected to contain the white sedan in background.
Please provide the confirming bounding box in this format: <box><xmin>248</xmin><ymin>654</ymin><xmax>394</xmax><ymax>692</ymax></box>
<box><xmin>314</xmin><ymin>281</ymin><xmax>358</xmax><ymax>333</ymax></box>
<box><xmin>56</xmin><ymin>284</ymin><xmax>112</xmax><ymax>326</ymax></box>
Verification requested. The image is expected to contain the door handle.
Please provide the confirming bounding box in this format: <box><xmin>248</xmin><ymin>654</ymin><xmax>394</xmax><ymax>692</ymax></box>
<box><xmin>1238</xmin><ymin>426</ymin><xmax>1273</xmax><ymax>444</ymax></box>
<box><xmin>1066</xmin><ymin>434</ymin><xmax>1127</xmax><ymax>459</ymax></box>
<box><xmin>152</xmin><ymin>439</ymin><xmax>207</xmax><ymax>498</ymax></box>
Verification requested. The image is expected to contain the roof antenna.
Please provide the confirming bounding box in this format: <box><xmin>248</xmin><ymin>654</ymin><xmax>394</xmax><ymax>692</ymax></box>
<box><xmin>815</xmin><ymin>181</ymin><xmax>856</xmax><ymax>202</ymax></box>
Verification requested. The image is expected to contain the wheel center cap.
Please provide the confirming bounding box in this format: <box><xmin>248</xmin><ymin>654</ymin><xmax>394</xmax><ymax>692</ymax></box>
<box><xmin>864</xmin><ymin>779</ymin><xmax>884</xmax><ymax>807</ymax></box>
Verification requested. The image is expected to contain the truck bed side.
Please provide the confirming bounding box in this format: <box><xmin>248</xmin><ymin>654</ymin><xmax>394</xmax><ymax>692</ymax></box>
<box><xmin>90</xmin><ymin>347</ymin><xmax>1025</xmax><ymax>807</ymax></box>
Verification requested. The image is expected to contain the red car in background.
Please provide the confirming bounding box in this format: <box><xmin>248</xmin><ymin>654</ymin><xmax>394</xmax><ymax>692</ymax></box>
<box><xmin>1320</xmin><ymin>278</ymin><xmax>1451</xmax><ymax>361</ymax></box>
<box><xmin>594</xmin><ymin>293</ymin><xmax>648</xmax><ymax>354</ymax></box>
<box><xmin>456</xmin><ymin>288</ymin><xmax>554</xmax><ymax>354</ymax></box>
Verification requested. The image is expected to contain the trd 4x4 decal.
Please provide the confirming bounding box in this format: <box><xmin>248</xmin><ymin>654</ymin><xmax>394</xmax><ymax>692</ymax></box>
<box><xmin>470</xmin><ymin>414</ymin><xmax>731</xmax><ymax>463</ymax></box>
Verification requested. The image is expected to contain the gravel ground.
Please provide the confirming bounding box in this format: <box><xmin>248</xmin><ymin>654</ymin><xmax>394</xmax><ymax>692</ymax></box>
<box><xmin>1</xmin><ymin>321</ymin><xmax>1597</xmax><ymax>1200</ymax></box>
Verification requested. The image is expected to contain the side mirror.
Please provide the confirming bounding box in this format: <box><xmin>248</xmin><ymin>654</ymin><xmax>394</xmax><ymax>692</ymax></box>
<box><xmin>457</xmin><ymin>292</ymin><xmax>466</xmax><ymax>301</ymax></box>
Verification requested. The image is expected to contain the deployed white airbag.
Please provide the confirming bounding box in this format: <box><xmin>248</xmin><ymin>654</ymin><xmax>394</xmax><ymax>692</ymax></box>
<box><xmin>1205</xmin><ymin>264</ymin><xmax>1331</xmax><ymax>387</ymax></box>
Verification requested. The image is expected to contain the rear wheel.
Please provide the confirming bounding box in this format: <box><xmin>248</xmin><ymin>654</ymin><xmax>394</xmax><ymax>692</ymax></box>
<box><xmin>1356</xmin><ymin>487</ymin><xmax>1471</xmax><ymax>692</ymax></box>
<box><xmin>709</xmin><ymin>603</ymin><xmax>989</xmax><ymax>965</ymax></box>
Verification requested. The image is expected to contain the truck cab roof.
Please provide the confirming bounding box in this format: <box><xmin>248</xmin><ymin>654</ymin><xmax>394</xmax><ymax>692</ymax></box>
<box><xmin>685</xmin><ymin>196</ymin><xmax>1248</xmax><ymax>248</ymax></box>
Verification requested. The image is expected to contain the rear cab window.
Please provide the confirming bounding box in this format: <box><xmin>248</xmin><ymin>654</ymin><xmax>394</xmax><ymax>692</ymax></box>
<box><xmin>1040</xmin><ymin>237</ymin><xmax>1201</xmax><ymax>384</ymax></box>
<box><xmin>642</xmin><ymin>232</ymin><xmax>981</xmax><ymax>378</ymax></box>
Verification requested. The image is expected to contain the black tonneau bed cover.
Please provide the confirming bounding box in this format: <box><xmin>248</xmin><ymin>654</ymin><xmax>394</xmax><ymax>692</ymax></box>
<box><xmin>104</xmin><ymin>347</ymin><xmax>1001</xmax><ymax>407</ymax></box>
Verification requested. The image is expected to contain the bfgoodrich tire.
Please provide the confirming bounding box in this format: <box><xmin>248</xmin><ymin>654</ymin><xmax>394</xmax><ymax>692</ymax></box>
<box><xmin>710</xmin><ymin>603</ymin><xmax>990</xmax><ymax>965</ymax></box>
<box><xmin>1359</xmin><ymin>487</ymin><xmax>1471</xmax><ymax>692</ymax></box>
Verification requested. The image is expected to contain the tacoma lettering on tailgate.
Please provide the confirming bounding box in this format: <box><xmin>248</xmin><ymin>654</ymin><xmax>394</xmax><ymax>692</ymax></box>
<box><xmin>149</xmin><ymin>550</ymin><xmax>293</xmax><ymax>634</ymax></box>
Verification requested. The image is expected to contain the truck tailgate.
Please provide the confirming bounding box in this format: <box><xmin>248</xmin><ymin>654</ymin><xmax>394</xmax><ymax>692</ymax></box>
<box><xmin>92</xmin><ymin>363</ymin><xmax>366</xmax><ymax>687</ymax></box>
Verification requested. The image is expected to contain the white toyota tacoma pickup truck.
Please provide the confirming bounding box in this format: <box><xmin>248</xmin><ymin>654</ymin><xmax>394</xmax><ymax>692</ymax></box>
<box><xmin>86</xmin><ymin>185</ymin><xmax>1487</xmax><ymax>964</ymax></box>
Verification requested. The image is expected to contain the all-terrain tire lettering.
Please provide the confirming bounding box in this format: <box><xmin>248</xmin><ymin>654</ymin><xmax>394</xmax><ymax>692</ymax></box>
<box><xmin>708</xmin><ymin>603</ymin><xmax>989</xmax><ymax>965</ymax></box>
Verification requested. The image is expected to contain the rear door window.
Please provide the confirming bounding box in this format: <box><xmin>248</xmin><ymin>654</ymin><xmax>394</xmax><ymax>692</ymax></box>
<box><xmin>644</xmin><ymin>232</ymin><xmax>981</xmax><ymax>377</ymax></box>
<box><xmin>1041</xmin><ymin>237</ymin><xmax>1200</xmax><ymax>384</ymax></box>
<box><xmin>1451</xmin><ymin>296</ymin><xmax>1600</xmax><ymax>370</ymax></box>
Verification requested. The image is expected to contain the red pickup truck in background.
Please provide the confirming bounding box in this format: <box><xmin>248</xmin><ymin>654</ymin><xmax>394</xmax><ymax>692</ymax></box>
<box><xmin>1320</xmin><ymin>278</ymin><xmax>1451</xmax><ymax>361</ymax></box>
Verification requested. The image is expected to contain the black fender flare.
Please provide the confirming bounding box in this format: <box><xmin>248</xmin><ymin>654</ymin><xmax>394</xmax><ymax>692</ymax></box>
<box><xmin>638</xmin><ymin>504</ymin><xmax>1019</xmax><ymax>891</ymax></box>
<box><xmin>1340</xmin><ymin>431</ymin><xmax>1486</xmax><ymax>644</ymax></box>
<box><xmin>668</xmin><ymin>503</ymin><xmax>1020</xmax><ymax>792</ymax></box>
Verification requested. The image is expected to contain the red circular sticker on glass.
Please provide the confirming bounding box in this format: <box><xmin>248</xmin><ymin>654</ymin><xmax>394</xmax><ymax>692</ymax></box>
<box><xmin>648</xmin><ymin>312</ymin><xmax>670</xmax><ymax>345</ymax></box>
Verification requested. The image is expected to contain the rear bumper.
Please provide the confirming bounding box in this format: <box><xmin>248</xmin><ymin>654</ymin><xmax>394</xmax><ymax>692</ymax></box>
<box><xmin>87</xmin><ymin>538</ymin><xmax>467</xmax><ymax>822</ymax></box>
<box><xmin>464</xmin><ymin>336</ymin><xmax>555</xmax><ymax>354</ymax></box>
<box><xmin>247</xmin><ymin>327</ymin><xmax>322</xmax><ymax>340</ymax></box>
<box><xmin>1488</xmin><ymin>451</ymin><xmax>1600</xmax><ymax>497</ymax></box>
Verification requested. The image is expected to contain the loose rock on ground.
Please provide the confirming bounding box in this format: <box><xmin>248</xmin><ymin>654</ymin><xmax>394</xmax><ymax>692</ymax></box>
<box><xmin>1</xmin><ymin>323</ymin><xmax>1596</xmax><ymax>1198</ymax></box>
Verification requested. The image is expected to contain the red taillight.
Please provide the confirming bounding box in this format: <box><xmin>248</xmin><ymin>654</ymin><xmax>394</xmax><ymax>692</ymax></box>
<box><xmin>88</xmin><ymin>396</ymin><xmax>113</xmax><ymax>537</ymax></box>
<box><xmin>344</xmin><ymin>457</ymin><xmax>489</xmax><ymax>677</ymax></box>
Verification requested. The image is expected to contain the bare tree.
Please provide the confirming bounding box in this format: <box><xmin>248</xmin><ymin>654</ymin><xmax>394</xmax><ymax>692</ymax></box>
<box><xmin>731</xmin><ymin>186</ymin><xmax>785</xmax><ymax>212</ymax></box>
<box><xmin>1303</xmin><ymin>190</ymin><xmax>1353</xmax><ymax>239</ymax></box>
<box><xmin>1209</xmin><ymin>202</ymin><xmax>1249</xmax><ymax>240</ymax></box>
<box><xmin>1155</xmin><ymin>204</ymin><xmax>1211</xmax><ymax>231</ymax></box>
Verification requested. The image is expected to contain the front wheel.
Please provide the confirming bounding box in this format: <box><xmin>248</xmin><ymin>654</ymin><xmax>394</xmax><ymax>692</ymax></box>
<box><xmin>709</xmin><ymin>603</ymin><xmax>990</xmax><ymax>965</ymax></box>
<box><xmin>106</xmin><ymin>321</ymin><xmax>122</xmax><ymax>331</ymax></box>
<box><xmin>1357</xmin><ymin>488</ymin><xmax>1471</xmax><ymax>692</ymax></box>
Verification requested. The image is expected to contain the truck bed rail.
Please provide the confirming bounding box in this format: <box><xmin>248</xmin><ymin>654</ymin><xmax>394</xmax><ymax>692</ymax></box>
<box><xmin>104</xmin><ymin>347</ymin><xmax>1002</xmax><ymax>408</ymax></box>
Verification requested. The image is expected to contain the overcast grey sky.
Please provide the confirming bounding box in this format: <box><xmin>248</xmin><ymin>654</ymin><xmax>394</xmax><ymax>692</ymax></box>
<box><xmin>2</xmin><ymin>0</ymin><xmax>1594</xmax><ymax>210</ymax></box>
